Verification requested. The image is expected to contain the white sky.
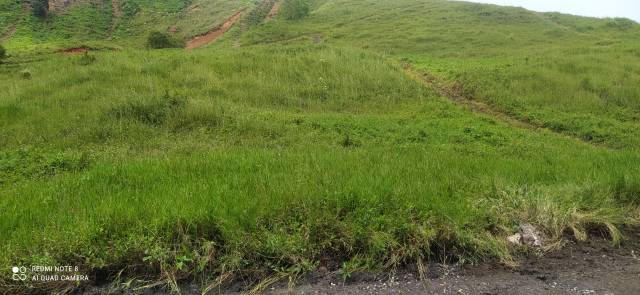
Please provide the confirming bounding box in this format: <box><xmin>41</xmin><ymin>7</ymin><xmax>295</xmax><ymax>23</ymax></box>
<box><xmin>464</xmin><ymin>0</ymin><xmax>640</xmax><ymax>22</ymax></box>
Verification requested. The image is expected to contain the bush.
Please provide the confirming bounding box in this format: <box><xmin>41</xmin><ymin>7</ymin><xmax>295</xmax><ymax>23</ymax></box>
<box><xmin>147</xmin><ymin>31</ymin><xmax>183</xmax><ymax>49</ymax></box>
<box><xmin>281</xmin><ymin>0</ymin><xmax>310</xmax><ymax>20</ymax></box>
<box><xmin>122</xmin><ymin>1</ymin><xmax>140</xmax><ymax>17</ymax></box>
<box><xmin>0</xmin><ymin>44</ymin><xmax>6</xmax><ymax>62</ymax></box>
<box><xmin>605</xmin><ymin>18</ymin><xmax>636</xmax><ymax>31</ymax></box>
<box><xmin>19</xmin><ymin>69</ymin><xmax>32</xmax><ymax>80</ymax></box>
<box><xmin>78</xmin><ymin>52</ymin><xmax>96</xmax><ymax>65</ymax></box>
<box><xmin>107</xmin><ymin>92</ymin><xmax>187</xmax><ymax>126</ymax></box>
<box><xmin>32</xmin><ymin>0</ymin><xmax>48</xmax><ymax>18</ymax></box>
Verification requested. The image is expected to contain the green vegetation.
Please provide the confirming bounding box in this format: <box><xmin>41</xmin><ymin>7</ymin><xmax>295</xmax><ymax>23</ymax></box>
<box><xmin>244</xmin><ymin>0</ymin><xmax>640</xmax><ymax>148</ymax></box>
<box><xmin>32</xmin><ymin>0</ymin><xmax>49</xmax><ymax>19</ymax></box>
<box><xmin>0</xmin><ymin>0</ymin><xmax>639</xmax><ymax>293</ymax></box>
<box><xmin>243</xmin><ymin>0</ymin><xmax>277</xmax><ymax>27</ymax></box>
<box><xmin>147</xmin><ymin>31</ymin><xmax>183</xmax><ymax>49</ymax></box>
<box><xmin>0</xmin><ymin>44</ymin><xmax>5</xmax><ymax>61</ymax></box>
<box><xmin>0</xmin><ymin>0</ymin><xmax>249</xmax><ymax>49</ymax></box>
<box><xmin>281</xmin><ymin>0</ymin><xmax>310</xmax><ymax>20</ymax></box>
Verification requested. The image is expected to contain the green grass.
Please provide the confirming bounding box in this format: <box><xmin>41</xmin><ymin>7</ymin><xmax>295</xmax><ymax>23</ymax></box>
<box><xmin>1</xmin><ymin>0</ymin><xmax>640</xmax><ymax>293</ymax></box>
<box><xmin>243</xmin><ymin>0</ymin><xmax>640</xmax><ymax>148</ymax></box>
<box><xmin>0</xmin><ymin>0</ymin><xmax>251</xmax><ymax>49</ymax></box>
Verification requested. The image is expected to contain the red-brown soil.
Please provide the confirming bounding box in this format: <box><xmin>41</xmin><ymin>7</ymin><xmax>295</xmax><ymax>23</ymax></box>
<box><xmin>185</xmin><ymin>9</ymin><xmax>246</xmax><ymax>50</ymax></box>
<box><xmin>60</xmin><ymin>47</ymin><xmax>90</xmax><ymax>55</ymax></box>
<box><xmin>266</xmin><ymin>1</ymin><xmax>283</xmax><ymax>21</ymax></box>
<box><xmin>108</xmin><ymin>0</ymin><xmax>123</xmax><ymax>39</ymax></box>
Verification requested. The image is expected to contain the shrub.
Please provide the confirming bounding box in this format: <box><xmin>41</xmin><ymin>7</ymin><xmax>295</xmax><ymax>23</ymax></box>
<box><xmin>147</xmin><ymin>31</ymin><xmax>183</xmax><ymax>49</ymax></box>
<box><xmin>19</xmin><ymin>69</ymin><xmax>32</xmax><ymax>80</ymax></box>
<box><xmin>0</xmin><ymin>149</ymin><xmax>91</xmax><ymax>184</ymax></box>
<box><xmin>107</xmin><ymin>92</ymin><xmax>187</xmax><ymax>126</ymax></box>
<box><xmin>281</xmin><ymin>0</ymin><xmax>310</xmax><ymax>20</ymax></box>
<box><xmin>605</xmin><ymin>18</ymin><xmax>636</xmax><ymax>31</ymax></box>
<box><xmin>122</xmin><ymin>1</ymin><xmax>140</xmax><ymax>17</ymax></box>
<box><xmin>0</xmin><ymin>44</ymin><xmax>6</xmax><ymax>62</ymax></box>
<box><xmin>32</xmin><ymin>0</ymin><xmax>48</xmax><ymax>18</ymax></box>
<box><xmin>78</xmin><ymin>52</ymin><xmax>96</xmax><ymax>65</ymax></box>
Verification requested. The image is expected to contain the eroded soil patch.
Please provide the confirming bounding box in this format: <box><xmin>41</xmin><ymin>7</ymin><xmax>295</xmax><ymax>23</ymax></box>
<box><xmin>108</xmin><ymin>0</ymin><xmax>123</xmax><ymax>39</ymax></box>
<box><xmin>266</xmin><ymin>0</ymin><xmax>283</xmax><ymax>21</ymax></box>
<box><xmin>185</xmin><ymin>9</ymin><xmax>246</xmax><ymax>50</ymax></box>
<box><xmin>60</xmin><ymin>46</ymin><xmax>90</xmax><ymax>55</ymax></box>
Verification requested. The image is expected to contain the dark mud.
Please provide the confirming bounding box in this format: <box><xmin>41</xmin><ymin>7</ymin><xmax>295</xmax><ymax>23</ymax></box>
<box><xmin>80</xmin><ymin>228</ymin><xmax>640</xmax><ymax>294</ymax></box>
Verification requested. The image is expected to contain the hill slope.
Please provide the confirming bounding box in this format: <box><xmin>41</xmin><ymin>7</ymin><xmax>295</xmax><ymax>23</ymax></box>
<box><xmin>1</xmin><ymin>0</ymin><xmax>639</xmax><ymax>293</ymax></box>
<box><xmin>243</xmin><ymin>0</ymin><xmax>640</xmax><ymax>148</ymax></box>
<box><xmin>0</xmin><ymin>0</ymin><xmax>250</xmax><ymax>48</ymax></box>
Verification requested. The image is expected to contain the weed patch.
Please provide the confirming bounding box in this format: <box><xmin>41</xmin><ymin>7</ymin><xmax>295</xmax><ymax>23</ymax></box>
<box><xmin>0</xmin><ymin>149</ymin><xmax>91</xmax><ymax>184</ymax></box>
<box><xmin>107</xmin><ymin>93</ymin><xmax>187</xmax><ymax>126</ymax></box>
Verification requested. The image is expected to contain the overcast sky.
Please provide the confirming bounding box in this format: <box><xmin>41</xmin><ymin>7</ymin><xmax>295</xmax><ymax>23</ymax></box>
<box><xmin>465</xmin><ymin>0</ymin><xmax>640</xmax><ymax>22</ymax></box>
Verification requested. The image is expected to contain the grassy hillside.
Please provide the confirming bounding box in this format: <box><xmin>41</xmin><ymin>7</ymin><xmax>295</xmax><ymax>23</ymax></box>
<box><xmin>0</xmin><ymin>0</ymin><xmax>250</xmax><ymax>49</ymax></box>
<box><xmin>1</xmin><ymin>0</ymin><xmax>639</xmax><ymax>293</ymax></box>
<box><xmin>245</xmin><ymin>0</ymin><xmax>640</xmax><ymax>148</ymax></box>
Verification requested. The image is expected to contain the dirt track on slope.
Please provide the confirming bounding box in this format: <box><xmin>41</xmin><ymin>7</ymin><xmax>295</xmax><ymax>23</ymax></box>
<box><xmin>265</xmin><ymin>0</ymin><xmax>283</xmax><ymax>21</ymax></box>
<box><xmin>185</xmin><ymin>9</ymin><xmax>246</xmax><ymax>50</ymax></box>
<box><xmin>405</xmin><ymin>65</ymin><xmax>611</xmax><ymax>149</ymax></box>
<box><xmin>107</xmin><ymin>0</ymin><xmax>123</xmax><ymax>39</ymax></box>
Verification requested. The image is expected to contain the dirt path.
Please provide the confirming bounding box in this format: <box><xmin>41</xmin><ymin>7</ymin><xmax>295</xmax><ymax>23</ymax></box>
<box><xmin>265</xmin><ymin>0</ymin><xmax>283</xmax><ymax>21</ymax></box>
<box><xmin>405</xmin><ymin>66</ymin><xmax>611</xmax><ymax>149</ymax></box>
<box><xmin>185</xmin><ymin>9</ymin><xmax>246</xmax><ymax>50</ymax></box>
<box><xmin>107</xmin><ymin>0</ymin><xmax>123</xmax><ymax>39</ymax></box>
<box><xmin>0</xmin><ymin>25</ymin><xmax>16</xmax><ymax>42</ymax></box>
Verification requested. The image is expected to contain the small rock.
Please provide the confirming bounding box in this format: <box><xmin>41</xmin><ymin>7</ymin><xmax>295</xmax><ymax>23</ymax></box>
<box><xmin>520</xmin><ymin>223</ymin><xmax>544</xmax><ymax>247</ymax></box>
<box><xmin>508</xmin><ymin>233</ymin><xmax>522</xmax><ymax>245</ymax></box>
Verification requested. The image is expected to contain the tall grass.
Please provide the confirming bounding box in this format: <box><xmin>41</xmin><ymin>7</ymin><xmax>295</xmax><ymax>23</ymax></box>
<box><xmin>1</xmin><ymin>0</ymin><xmax>640</xmax><ymax>292</ymax></box>
<box><xmin>1</xmin><ymin>45</ymin><xmax>639</xmax><ymax>292</ymax></box>
<box><xmin>243</xmin><ymin>0</ymin><xmax>640</xmax><ymax>148</ymax></box>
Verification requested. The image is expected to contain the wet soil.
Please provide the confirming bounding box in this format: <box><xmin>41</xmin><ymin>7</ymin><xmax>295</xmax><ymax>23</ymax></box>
<box><xmin>81</xmin><ymin>228</ymin><xmax>640</xmax><ymax>294</ymax></box>
<box><xmin>257</xmin><ymin>228</ymin><xmax>640</xmax><ymax>294</ymax></box>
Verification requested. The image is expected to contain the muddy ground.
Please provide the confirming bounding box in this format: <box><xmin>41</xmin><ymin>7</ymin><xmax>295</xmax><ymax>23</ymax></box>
<box><xmin>82</xmin><ymin>228</ymin><xmax>640</xmax><ymax>295</ymax></box>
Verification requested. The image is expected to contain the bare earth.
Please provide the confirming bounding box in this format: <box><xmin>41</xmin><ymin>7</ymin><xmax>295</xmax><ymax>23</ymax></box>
<box><xmin>108</xmin><ymin>0</ymin><xmax>123</xmax><ymax>39</ymax></box>
<box><xmin>265</xmin><ymin>228</ymin><xmax>640</xmax><ymax>295</ymax></box>
<box><xmin>82</xmin><ymin>228</ymin><xmax>640</xmax><ymax>295</ymax></box>
<box><xmin>266</xmin><ymin>1</ymin><xmax>283</xmax><ymax>21</ymax></box>
<box><xmin>185</xmin><ymin>10</ymin><xmax>245</xmax><ymax>50</ymax></box>
<box><xmin>60</xmin><ymin>47</ymin><xmax>90</xmax><ymax>55</ymax></box>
